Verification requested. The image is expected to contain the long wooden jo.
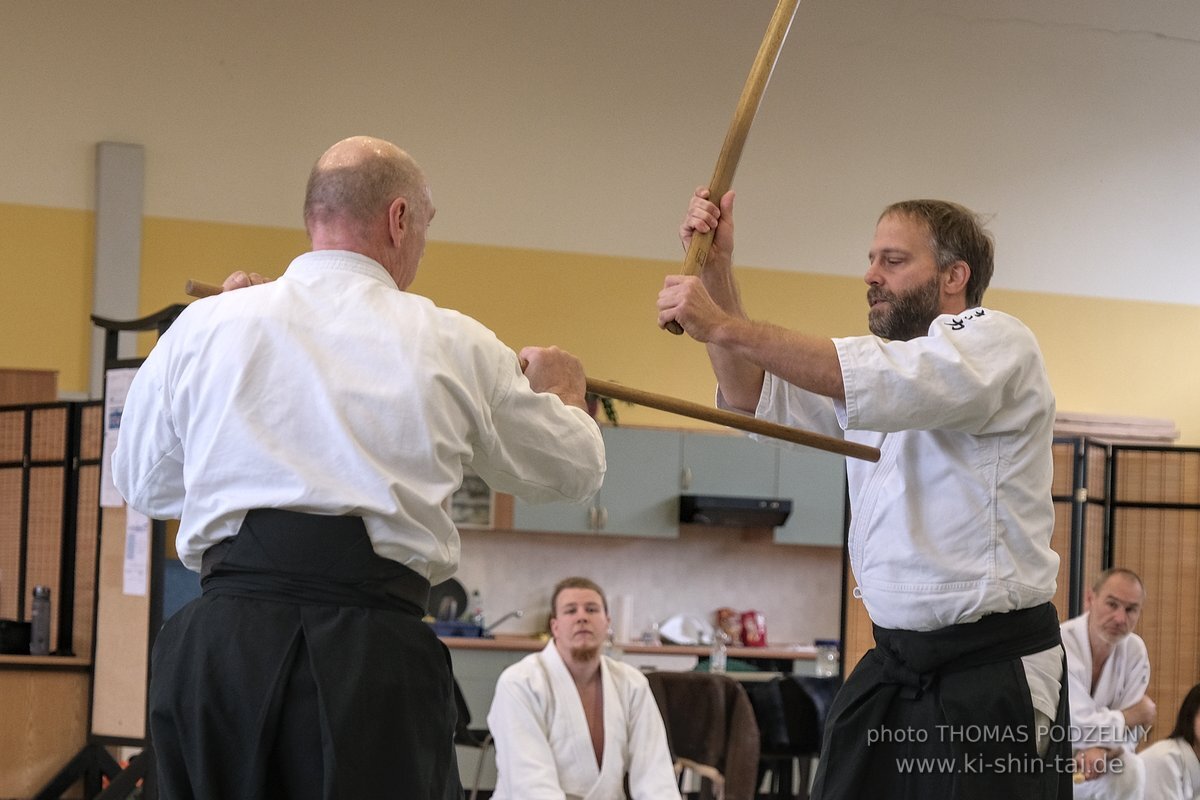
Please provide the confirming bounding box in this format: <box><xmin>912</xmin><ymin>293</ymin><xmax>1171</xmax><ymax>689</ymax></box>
<box><xmin>183</xmin><ymin>278</ymin><xmax>878</xmax><ymax>461</ymax></box>
<box><xmin>586</xmin><ymin>378</ymin><xmax>878</xmax><ymax>462</ymax></box>
<box><xmin>185</xmin><ymin>279</ymin><xmax>222</xmax><ymax>298</ymax></box>
<box><xmin>666</xmin><ymin>0</ymin><xmax>801</xmax><ymax>335</ymax></box>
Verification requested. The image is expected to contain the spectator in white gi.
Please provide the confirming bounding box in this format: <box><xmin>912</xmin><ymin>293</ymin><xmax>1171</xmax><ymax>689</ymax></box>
<box><xmin>657</xmin><ymin>190</ymin><xmax>1070</xmax><ymax>799</ymax></box>
<box><xmin>487</xmin><ymin>577</ymin><xmax>681</xmax><ymax>800</ymax></box>
<box><xmin>113</xmin><ymin>136</ymin><xmax>606</xmax><ymax>800</ymax></box>
<box><xmin>1061</xmin><ymin>567</ymin><xmax>1154</xmax><ymax>798</ymax></box>
<box><xmin>1142</xmin><ymin>682</ymin><xmax>1200</xmax><ymax>800</ymax></box>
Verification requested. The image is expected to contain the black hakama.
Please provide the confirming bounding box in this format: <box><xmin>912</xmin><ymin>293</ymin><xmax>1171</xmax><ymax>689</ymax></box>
<box><xmin>148</xmin><ymin>509</ymin><xmax>462</xmax><ymax>800</ymax></box>
<box><xmin>811</xmin><ymin>602</ymin><xmax>1073</xmax><ymax>800</ymax></box>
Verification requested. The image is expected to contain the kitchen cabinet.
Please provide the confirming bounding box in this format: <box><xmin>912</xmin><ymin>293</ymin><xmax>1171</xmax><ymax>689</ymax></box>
<box><xmin>682</xmin><ymin>430</ymin><xmax>846</xmax><ymax>546</ymax></box>
<box><xmin>773</xmin><ymin>446</ymin><xmax>846</xmax><ymax>546</ymax></box>
<box><xmin>680</xmin><ymin>431</ymin><xmax>777</xmax><ymax>497</ymax></box>
<box><xmin>508</xmin><ymin>426</ymin><xmax>846</xmax><ymax>545</ymax></box>
<box><xmin>510</xmin><ymin>426</ymin><xmax>681</xmax><ymax>538</ymax></box>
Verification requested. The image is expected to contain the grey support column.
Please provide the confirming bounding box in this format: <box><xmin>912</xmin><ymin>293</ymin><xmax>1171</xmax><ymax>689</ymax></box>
<box><xmin>89</xmin><ymin>142</ymin><xmax>144</xmax><ymax>398</ymax></box>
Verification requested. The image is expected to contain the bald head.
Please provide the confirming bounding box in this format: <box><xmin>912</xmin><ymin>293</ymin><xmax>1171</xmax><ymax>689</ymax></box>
<box><xmin>302</xmin><ymin>136</ymin><xmax>434</xmax><ymax>288</ymax></box>
<box><xmin>303</xmin><ymin>136</ymin><xmax>428</xmax><ymax>240</ymax></box>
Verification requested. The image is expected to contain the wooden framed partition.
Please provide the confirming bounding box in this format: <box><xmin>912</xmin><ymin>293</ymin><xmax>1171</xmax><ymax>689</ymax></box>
<box><xmin>0</xmin><ymin>400</ymin><xmax>101</xmax><ymax>799</ymax></box>
<box><xmin>33</xmin><ymin>307</ymin><xmax>184</xmax><ymax>800</ymax></box>
<box><xmin>0</xmin><ymin>402</ymin><xmax>102</xmax><ymax>656</ymax></box>
<box><xmin>1106</xmin><ymin>445</ymin><xmax>1200</xmax><ymax>747</ymax></box>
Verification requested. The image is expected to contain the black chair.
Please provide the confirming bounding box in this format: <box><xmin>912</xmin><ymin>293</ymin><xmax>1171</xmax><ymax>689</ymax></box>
<box><xmin>453</xmin><ymin>678</ymin><xmax>494</xmax><ymax>800</ymax></box>
<box><xmin>743</xmin><ymin>675</ymin><xmax>839</xmax><ymax>799</ymax></box>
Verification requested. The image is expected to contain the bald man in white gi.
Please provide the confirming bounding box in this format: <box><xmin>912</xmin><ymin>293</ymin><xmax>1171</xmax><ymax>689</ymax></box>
<box><xmin>1062</xmin><ymin>568</ymin><xmax>1155</xmax><ymax>798</ymax></box>
<box><xmin>487</xmin><ymin>577</ymin><xmax>681</xmax><ymax>800</ymax></box>
<box><xmin>114</xmin><ymin>136</ymin><xmax>605</xmax><ymax>800</ymax></box>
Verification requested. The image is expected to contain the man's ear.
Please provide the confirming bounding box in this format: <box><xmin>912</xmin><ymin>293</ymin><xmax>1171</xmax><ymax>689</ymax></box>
<box><xmin>388</xmin><ymin>196</ymin><xmax>408</xmax><ymax>245</ymax></box>
<box><xmin>943</xmin><ymin>260</ymin><xmax>971</xmax><ymax>302</ymax></box>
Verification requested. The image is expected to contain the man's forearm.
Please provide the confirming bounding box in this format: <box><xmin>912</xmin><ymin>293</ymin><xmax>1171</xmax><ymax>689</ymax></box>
<box><xmin>699</xmin><ymin>265</ymin><xmax>765</xmax><ymax>411</ymax></box>
<box><xmin>711</xmin><ymin>317</ymin><xmax>845</xmax><ymax>404</ymax></box>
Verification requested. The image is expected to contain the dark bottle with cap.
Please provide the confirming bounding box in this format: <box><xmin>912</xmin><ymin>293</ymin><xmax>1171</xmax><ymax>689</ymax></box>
<box><xmin>30</xmin><ymin>585</ymin><xmax>51</xmax><ymax>656</ymax></box>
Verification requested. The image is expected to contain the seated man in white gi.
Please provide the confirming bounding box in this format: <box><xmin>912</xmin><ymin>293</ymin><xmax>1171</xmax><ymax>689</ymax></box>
<box><xmin>1062</xmin><ymin>567</ymin><xmax>1155</xmax><ymax>798</ymax></box>
<box><xmin>487</xmin><ymin>577</ymin><xmax>681</xmax><ymax>800</ymax></box>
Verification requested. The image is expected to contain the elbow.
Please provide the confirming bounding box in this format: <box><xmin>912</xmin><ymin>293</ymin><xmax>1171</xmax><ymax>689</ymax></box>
<box><xmin>717</xmin><ymin>383</ymin><xmax>762</xmax><ymax>415</ymax></box>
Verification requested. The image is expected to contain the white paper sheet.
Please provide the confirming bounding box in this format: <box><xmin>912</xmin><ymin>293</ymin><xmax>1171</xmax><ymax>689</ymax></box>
<box><xmin>123</xmin><ymin>507</ymin><xmax>150</xmax><ymax>597</ymax></box>
<box><xmin>100</xmin><ymin>367</ymin><xmax>137</xmax><ymax>508</ymax></box>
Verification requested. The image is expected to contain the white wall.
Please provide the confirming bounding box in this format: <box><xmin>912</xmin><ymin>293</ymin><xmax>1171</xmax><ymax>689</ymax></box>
<box><xmin>454</xmin><ymin>527</ymin><xmax>844</xmax><ymax>646</ymax></box>
<box><xmin>2</xmin><ymin>0</ymin><xmax>1197</xmax><ymax>303</ymax></box>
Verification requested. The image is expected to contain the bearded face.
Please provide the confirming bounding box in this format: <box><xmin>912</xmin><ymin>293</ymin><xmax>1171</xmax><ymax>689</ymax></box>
<box><xmin>867</xmin><ymin>271</ymin><xmax>943</xmax><ymax>341</ymax></box>
<box><xmin>568</xmin><ymin>641</ymin><xmax>603</xmax><ymax>662</ymax></box>
<box><xmin>550</xmin><ymin>587</ymin><xmax>609</xmax><ymax>664</ymax></box>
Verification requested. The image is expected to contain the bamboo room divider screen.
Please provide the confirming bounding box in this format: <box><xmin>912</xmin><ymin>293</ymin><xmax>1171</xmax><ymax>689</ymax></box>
<box><xmin>0</xmin><ymin>401</ymin><xmax>102</xmax><ymax>658</ymax></box>
<box><xmin>1108</xmin><ymin>445</ymin><xmax>1200</xmax><ymax>747</ymax></box>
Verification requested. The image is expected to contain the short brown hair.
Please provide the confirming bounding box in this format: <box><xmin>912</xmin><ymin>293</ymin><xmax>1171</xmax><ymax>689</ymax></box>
<box><xmin>550</xmin><ymin>577</ymin><xmax>607</xmax><ymax>618</ymax></box>
<box><xmin>881</xmin><ymin>200</ymin><xmax>994</xmax><ymax>308</ymax></box>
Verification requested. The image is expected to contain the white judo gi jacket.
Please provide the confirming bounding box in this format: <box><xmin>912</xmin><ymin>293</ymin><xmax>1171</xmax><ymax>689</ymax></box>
<box><xmin>487</xmin><ymin>641</ymin><xmax>681</xmax><ymax>800</ymax></box>
<box><xmin>745</xmin><ymin>307</ymin><xmax>1060</xmax><ymax>632</ymax></box>
<box><xmin>1142</xmin><ymin>737</ymin><xmax>1200</xmax><ymax>800</ymax></box>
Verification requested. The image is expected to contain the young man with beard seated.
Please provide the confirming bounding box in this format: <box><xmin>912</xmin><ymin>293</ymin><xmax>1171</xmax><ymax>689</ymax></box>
<box><xmin>487</xmin><ymin>577</ymin><xmax>681</xmax><ymax>799</ymax></box>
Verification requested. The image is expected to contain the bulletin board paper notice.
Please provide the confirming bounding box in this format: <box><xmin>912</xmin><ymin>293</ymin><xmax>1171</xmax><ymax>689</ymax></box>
<box><xmin>123</xmin><ymin>507</ymin><xmax>150</xmax><ymax>596</ymax></box>
<box><xmin>101</xmin><ymin>367</ymin><xmax>138</xmax><ymax>508</ymax></box>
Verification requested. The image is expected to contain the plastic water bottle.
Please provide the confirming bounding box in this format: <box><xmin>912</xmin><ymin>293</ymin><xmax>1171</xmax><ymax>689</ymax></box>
<box><xmin>30</xmin><ymin>585</ymin><xmax>51</xmax><ymax>656</ymax></box>
<box><xmin>710</xmin><ymin>631</ymin><xmax>728</xmax><ymax>674</ymax></box>
<box><xmin>469</xmin><ymin>589</ymin><xmax>485</xmax><ymax>629</ymax></box>
<box><xmin>814</xmin><ymin>638</ymin><xmax>840</xmax><ymax>677</ymax></box>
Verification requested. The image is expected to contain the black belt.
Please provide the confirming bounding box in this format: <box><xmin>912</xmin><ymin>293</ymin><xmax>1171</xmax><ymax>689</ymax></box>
<box><xmin>200</xmin><ymin>508</ymin><xmax>431</xmax><ymax>615</ymax></box>
<box><xmin>871</xmin><ymin>602</ymin><xmax>1063</xmax><ymax>699</ymax></box>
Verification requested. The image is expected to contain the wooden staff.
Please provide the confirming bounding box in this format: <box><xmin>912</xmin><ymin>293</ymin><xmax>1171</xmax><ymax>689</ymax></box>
<box><xmin>665</xmin><ymin>0</ymin><xmax>801</xmax><ymax>335</ymax></box>
<box><xmin>183</xmin><ymin>278</ymin><xmax>878</xmax><ymax>461</ymax></box>
<box><xmin>586</xmin><ymin>378</ymin><xmax>878</xmax><ymax>462</ymax></box>
<box><xmin>185</xmin><ymin>279</ymin><xmax>222</xmax><ymax>298</ymax></box>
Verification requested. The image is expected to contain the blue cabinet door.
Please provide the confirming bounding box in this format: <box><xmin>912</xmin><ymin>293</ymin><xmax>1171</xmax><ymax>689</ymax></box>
<box><xmin>511</xmin><ymin>427</ymin><xmax>681</xmax><ymax>538</ymax></box>
<box><xmin>774</xmin><ymin>446</ymin><xmax>846</xmax><ymax>546</ymax></box>
<box><xmin>509</xmin><ymin>489</ymin><xmax>595</xmax><ymax>535</ymax></box>
<box><xmin>680</xmin><ymin>431</ymin><xmax>777</xmax><ymax>497</ymax></box>
<box><xmin>597</xmin><ymin>427</ymin><xmax>681</xmax><ymax>539</ymax></box>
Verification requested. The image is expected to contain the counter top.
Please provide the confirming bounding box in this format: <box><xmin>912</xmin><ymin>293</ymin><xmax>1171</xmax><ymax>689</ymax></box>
<box><xmin>439</xmin><ymin>634</ymin><xmax>815</xmax><ymax>661</ymax></box>
<box><xmin>439</xmin><ymin>635</ymin><xmax>546</xmax><ymax>652</ymax></box>
<box><xmin>0</xmin><ymin>654</ymin><xmax>91</xmax><ymax>669</ymax></box>
<box><xmin>621</xmin><ymin>642</ymin><xmax>816</xmax><ymax>661</ymax></box>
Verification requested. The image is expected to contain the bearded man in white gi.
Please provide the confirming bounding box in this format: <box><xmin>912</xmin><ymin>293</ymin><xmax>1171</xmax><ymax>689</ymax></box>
<box><xmin>487</xmin><ymin>577</ymin><xmax>681</xmax><ymax>799</ymax></box>
<box><xmin>1061</xmin><ymin>568</ymin><xmax>1154</xmax><ymax>798</ymax></box>
<box><xmin>658</xmin><ymin>189</ymin><xmax>1072</xmax><ymax>799</ymax></box>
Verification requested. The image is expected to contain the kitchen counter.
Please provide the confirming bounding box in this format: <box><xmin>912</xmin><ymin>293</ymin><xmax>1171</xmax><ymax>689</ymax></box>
<box><xmin>621</xmin><ymin>641</ymin><xmax>817</xmax><ymax>661</ymax></box>
<box><xmin>0</xmin><ymin>654</ymin><xmax>91</xmax><ymax>669</ymax></box>
<box><xmin>440</xmin><ymin>634</ymin><xmax>817</xmax><ymax>662</ymax></box>
<box><xmin>439</xmin><ymin>634</ymin><xmax>546</xmax><ymax>652</ymax></box>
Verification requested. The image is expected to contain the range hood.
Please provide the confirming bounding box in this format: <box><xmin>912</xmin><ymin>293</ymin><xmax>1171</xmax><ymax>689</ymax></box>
<box><xmin>679</xmin><ymin>494</ymin><xmax>792</xmax><ymax>528</ymax></box>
